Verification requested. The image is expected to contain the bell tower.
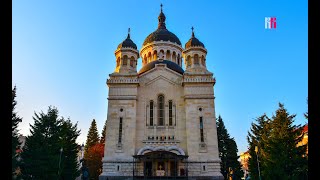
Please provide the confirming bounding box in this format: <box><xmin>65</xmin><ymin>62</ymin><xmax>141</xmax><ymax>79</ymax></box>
<box><xmin>114</xmin><ymin>28</ymin><xmax>139</xmax><ymax>74</ymax></box>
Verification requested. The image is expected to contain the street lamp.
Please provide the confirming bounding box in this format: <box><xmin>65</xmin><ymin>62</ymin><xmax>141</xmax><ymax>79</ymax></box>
<box><xmin>255</xmin><ymin>146</ymin><xmax>261</xmax><ymax>180</ymax></box>
<box><xmin>58</xmin><ymin>147</ymin><xmax>63</xmax><ymax>179</ymax></box>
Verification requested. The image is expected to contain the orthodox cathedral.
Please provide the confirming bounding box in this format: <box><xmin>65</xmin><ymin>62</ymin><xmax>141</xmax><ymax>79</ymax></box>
<box><xmin>100</xmin><ymin>5</ymin><xmax>223</xmax><ymax>180</ymax></box>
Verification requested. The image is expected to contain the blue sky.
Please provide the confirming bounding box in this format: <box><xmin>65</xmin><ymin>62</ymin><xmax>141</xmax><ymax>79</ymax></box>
<box><xmin>12</xmin><ymin>0</ymin><xmax>308</xmax><ymax>154</ymax></box>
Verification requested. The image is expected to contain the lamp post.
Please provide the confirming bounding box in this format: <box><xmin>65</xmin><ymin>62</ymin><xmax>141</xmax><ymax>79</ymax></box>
<box><xmin>255</xmin><ymin>146</ymin><xmax>261</xmax><ymax>180</ymax></box>
<box><xmin>58</xmin><ymin>147</ymin><xmax>63</xmax><ymax>179</ymax></box>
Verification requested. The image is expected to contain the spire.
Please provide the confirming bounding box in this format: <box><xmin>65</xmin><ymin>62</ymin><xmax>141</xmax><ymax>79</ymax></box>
<box><xmin>158</xmin><ymin>4</ymin><xmax>166</xmax><ymax>29</ymax></box>
<box><xmin>191</xmin><ymin>26</ymin><xmax>195</xmax><ymax>38</ymax></box>
<box><xmin>127</xmin><ymin>28</ymin><xmax>130</xmax><ymax>39</ymax></box>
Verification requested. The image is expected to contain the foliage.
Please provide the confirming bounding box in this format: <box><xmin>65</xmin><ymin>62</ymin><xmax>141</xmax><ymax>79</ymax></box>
<box><xmin>217</xmin><ymin>115</ymin><xmax>244</xmax><ymax>180</ymax></box>
<box><xmin>84</xmin><ymin>119</ymin><xmax>103</xmax><ymax>180</ymax></box>
<box><xmin>247</xmin><ymin>103</ymin><xmax>308</xmax><ymax>180</ymax></box>
<box><xmin>85</xmin><ymin>143</ymin><xmax>104</xmax><ymax>180</ymax></box>
<box><xmin>247</xmin><ymin>114</ymin><xmax>270</xmax><ymax>180</ymax></box>
<box><xmin>12</xmin><ymin>86</ymin><xmax>23</xmax><ymax>178</ymax></box>
<box><xmin>85</xmin><ymin>119</ymin><xmax>99</xmax><ymax>155</ymax></box>
<box><xmin>20</xmin><ymin>106</ymin><xmax>80</xmax><ymax>179</ymax></box>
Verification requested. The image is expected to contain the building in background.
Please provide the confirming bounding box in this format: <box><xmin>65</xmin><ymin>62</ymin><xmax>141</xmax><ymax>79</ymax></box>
<box><xmin>239</xmin><ymin>151</ymin><xmax>250</xmax><ymax>179</ymax></box>
<box><xmin>297</xmin><ymin>123</ymin><xmax>308</xmax><ymax>155</ymax></box>
<box><xmin>100</xmin><ymin>5</ymin><xmax>223</xmax><ymax>180</ymax></box>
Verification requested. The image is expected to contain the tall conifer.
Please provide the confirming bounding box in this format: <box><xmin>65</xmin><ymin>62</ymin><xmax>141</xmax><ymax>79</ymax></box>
<box><xmin>217</xmin><ymin>115</ymin><xmax>243</xmax><ymax>179</ymax></box>
<box><xmin>84</xmin><ymin>119</ymin><xmax>100</xmax><ymax>155</ymax></box>
<box><xmin>12</xmin><ymin>86</ymin><xmax>22</xmax><ymax>178</ymax></box>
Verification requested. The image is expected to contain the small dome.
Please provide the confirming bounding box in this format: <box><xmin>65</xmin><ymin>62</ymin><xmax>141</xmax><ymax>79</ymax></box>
<box><xmin>117</xmin><ymin>31</ymin><xmax>137</xmax><ymax>49</ymax></box>
<box><xmin>138</xmin><ymin>60</ymin><xmax>184</xmax><ymax>75</ymax></box>
<box><xmin>185</xmin><ymin>28</ymin><xmax>205</xmax><ymax>49</ymax></box>
<box><xmin>143</xmin><ymin>5</ymin><xmax>181</xmax><ymax>46</ymax></box>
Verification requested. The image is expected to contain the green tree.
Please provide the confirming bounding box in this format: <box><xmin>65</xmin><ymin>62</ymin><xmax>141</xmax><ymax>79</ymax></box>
<box><xmin>226</xmin><ymin>138</ymin><xmax>243</xmax><ymax>180</ymax></box>
<box><xmin>100</xmin><ymin>120</ymin><xmax>107</xmax><ymax>144</ymax></box>
<box><xmin>20</xmin><ymin>106</ymin><xmax>80</xmax><ymax>179</ymax></box>
<box><xmin>85</xmin><ymin>119</ymin><xmax>100</xmax><ymax>155</ymax></box>
<box><xmin>58</xmin><ymin>118</ymin><xmax>81</xmax><ymax>179</ymax></box>
<box><xmin>263</xmin><ymin>103</ymin><xmax>308</xmax><ymax>179</ymax></box>
<box><xmin>247</xmin><ymin>114</ymin><xmax>271</xmax><ymax>180</ymax></box>
<box><xmin>217</xmin><ymin>115</ymin><xmax>243</xmax><ymax>180</ymax></box>
<box><xmin>12</xmin><ymin>86</ymin><xmax>22</xmax><ymax>178</ymax></box>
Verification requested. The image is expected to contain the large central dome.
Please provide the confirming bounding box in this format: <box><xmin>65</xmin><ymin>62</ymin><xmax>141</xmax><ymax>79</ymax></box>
<box><xmin>143</xmin><ymin>5</ymin><xmax>181</xmax><ymax>46</ymax></box>
<box><xmin>143</xmin><ymin>28</ymin><xmax>181</xmax><ymax>46</ymax></box>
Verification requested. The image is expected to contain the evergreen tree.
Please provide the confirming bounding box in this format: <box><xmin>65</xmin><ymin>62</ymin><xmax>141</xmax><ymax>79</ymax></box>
<box><xmin>217</xmin><ymin>115</ymin><xmax>243</xmax><ymax>180</ymax></box>
<box><xmin>58</xmin><ymin>118</ymin><xmax>81</xmax><ymax>179</ymax></box>
<box><xmin>226</xmin><ymin>138</ymin><xmax>243</xmax><ymax>180</ymax></box>
<box><xmin>20</xmin><ymin>106</ymin><xmax>80</xmax><ymax>179</ymax></box>
<box><xmin>84</xmin><ymin>119</ymin><xmax>100</xmax><ymax>180</ymax></box>
<box><xmin>85</xmin><ymin>119</ymin><xmax>100</xmax><ymax>155</ymax></box>
<box><xmin>217</xmin><ymin>115</ymin><xmax>229</xmax><ymax>179</ymax></box>
<box><xmin>20</xmin><ymin>106</ymin><xmax>62</xmax><ymax>179</ymax></box>
<box><xmin>100</xmin><ymin>120</ymin><xmax>107</xmax><ymax>144</ymax></box>
<box><xmin>12</xmin><ymin>86</ymin><xmax>22</xmax><ymax>178</ymax></box>
<box><xmin>247</xmin><ymin>114</ymin><xmax>270</xmax><ymax>180</ymax></box>
<box><xmin>263</xmin><ymin>103</ymin><xmax>308</xmax><ymax>179</ymax></box>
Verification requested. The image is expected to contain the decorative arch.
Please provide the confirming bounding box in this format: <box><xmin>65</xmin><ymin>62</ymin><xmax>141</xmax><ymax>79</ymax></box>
<box><xmin>137</xmin><ymin>146</ymin><xmax>186</xmax><ymax>156</ymax></box>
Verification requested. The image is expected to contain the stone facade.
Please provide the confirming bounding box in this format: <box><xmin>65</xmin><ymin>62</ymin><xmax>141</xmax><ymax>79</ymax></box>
<box><xmin>100</xmin><ymin>5</ymin><xmax>223</xmax><ymax>180</ymax></box>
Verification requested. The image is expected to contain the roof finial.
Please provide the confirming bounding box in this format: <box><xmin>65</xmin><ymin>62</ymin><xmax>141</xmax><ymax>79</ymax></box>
<box><xmin>127</xmin><ymin>28</ymin><xmax>130</xmax><ymax>39</ymax></box>
<box><xmin>191</xmin><ymin>26</ymin><xmax>195</xmax><ymax>38</ymax></box>
<box><xmin>158</xmin><ymin>4</ymin><xmax>166</xmax><ymax>29</ymax></box>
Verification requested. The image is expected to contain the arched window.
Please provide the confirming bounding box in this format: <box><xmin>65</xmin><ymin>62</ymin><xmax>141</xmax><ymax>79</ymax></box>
<box><xmin>166</xmin><ymin>50</ymin><xmax>171</xmax><ymax>60</ymax></box>
<box><xmin>130</xmin><ymin>56</ymin><xmax>135</xmax><ymax>67</ymax></box>
<box><xmin>177</xmin><ymin>54</ymin><xmax>180</xmax><ymax>65</ymax></box>
<box><xmin>116</xmin><ymin>57</ymin><xmax>120</xmax><ymax>67</ymax></box>
<box><xmin>172</xmin><ymin>52</ymin><xmax>177</xmax><ymax>63</ymax></box>
<box><xmin>144</xmin><ymin>55</ymin><xmax>147</xmax><ymax>65</ymax></box>
<box><xmin>153</xmin><ymin>50</ymin><xmax>157</xmax><ymax>60</ymax></box>
<box><xmin>123</xmin><ymin>55</ymin><xmax>128</xmax><ymax>65</ymax></box>
<box><xmin>148</xmin><ymin>52</ymin><xmax>152</xmax><ymax>62</ymax></box>
<box><xmin>201</xmin><ymin>55</ymin><xmax>205</xmax><ymax>66</ymax></box>
<box><xmin>194</xmin><ymin>54</ymin><xmax>199</xmax><ymax>65</ymax></box>
<box><xmin>150</xmin><ymin>101</ymin><xmax>154</xmax><ymax>126</ymax></box>
<box><xmin>187</xmin><ymin>56</ymin><xmax>191</xmax><ymax>68</ymax></box>
<box><xmin>158</xmin><ymin>95</ymin><xmax>164</xmax><ymax>126</ymax></box>
<box><xmin>169</xmin><ymin>100</ymin><xmax>173</xmax><ymax>126</ymax></box>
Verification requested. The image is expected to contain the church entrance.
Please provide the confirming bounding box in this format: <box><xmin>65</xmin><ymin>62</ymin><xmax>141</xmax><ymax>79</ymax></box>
<box><xmin>133</xmin><ymin>151</ymin><xmax>188</xmax><ymax>178</ymax></box>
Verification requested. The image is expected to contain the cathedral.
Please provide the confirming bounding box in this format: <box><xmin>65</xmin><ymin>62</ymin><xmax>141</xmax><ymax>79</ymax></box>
<box><xmin>100</xmin><ymin>5</ymin><xmax>223</xmax><ymax>180</ymax></box>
